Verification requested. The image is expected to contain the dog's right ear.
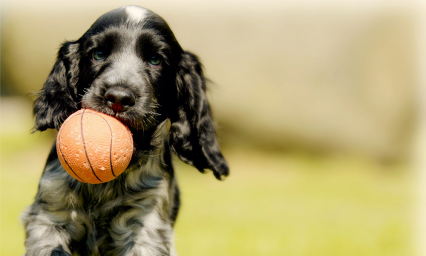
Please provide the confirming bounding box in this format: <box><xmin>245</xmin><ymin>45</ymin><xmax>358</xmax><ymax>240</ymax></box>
<box><xmin>168</xmin><ymin>52</ymin><xmax>229</xmax><ymax>180</ymax></box>
<box><xmin>33</xmin><ymin>41</ymin><xmax>80</xmax><ymax>132</ymax></box>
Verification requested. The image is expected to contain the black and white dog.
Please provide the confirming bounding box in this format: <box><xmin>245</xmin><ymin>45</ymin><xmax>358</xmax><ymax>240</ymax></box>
<box><xmin>22</xmin><ymin>6</ymin><xmax>229</xmax><ymax>256</ymax></box>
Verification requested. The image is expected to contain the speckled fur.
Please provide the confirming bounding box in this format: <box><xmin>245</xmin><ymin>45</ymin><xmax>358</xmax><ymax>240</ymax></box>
<box><xmin>24</xmin><ymin>6</ymin><xmax>228</xmax><ymax>256</ymax></box>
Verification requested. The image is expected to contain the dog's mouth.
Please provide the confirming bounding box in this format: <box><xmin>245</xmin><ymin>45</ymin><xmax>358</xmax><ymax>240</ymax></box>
<box><xmin>79</xmin><ymin>87</ymin><xmax>165</xmax><ymax>164</ymax></box>
<box><xmin>80</xmin><ymin>83</ymin><xmax>160</xmax><ymax>132</ymax></box>
<box><xmin>80</xmin><ymin>101</ymin><xmax>162</xmax><ymax>135</ymax></box>
<box><xmin>81</xmin><ymin>102</ymin><xmax>159</xmax><ymax>131</ymax></box>
<box><xmin>76</xmin><ymin>105</ymin><xmax>164</xmax><ymax>166</ymax></box>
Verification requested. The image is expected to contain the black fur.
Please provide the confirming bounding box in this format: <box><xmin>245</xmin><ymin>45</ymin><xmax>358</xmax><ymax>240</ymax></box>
<box><xmin>51</xmin><ymin>246</ymin><xmax>71</xmax><ymax>256</ymax></box>
<box><xmin>24</xmin><ymin>6</ymin><xmax>228</xmax><ymax>256</ymax></box>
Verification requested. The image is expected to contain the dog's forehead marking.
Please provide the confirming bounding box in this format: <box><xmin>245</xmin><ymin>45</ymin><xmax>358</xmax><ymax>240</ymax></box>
<box><xmin>124</xmin><ymin>6</ymin><xmax>148</xmax><ymax>23</ymax></box>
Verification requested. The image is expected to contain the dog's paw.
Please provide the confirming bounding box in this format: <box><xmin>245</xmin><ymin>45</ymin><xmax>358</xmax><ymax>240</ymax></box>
<box><xmin>51</xmin><ymin>246</ymin><xmax>71</xmax><ymax>256</ymax></box>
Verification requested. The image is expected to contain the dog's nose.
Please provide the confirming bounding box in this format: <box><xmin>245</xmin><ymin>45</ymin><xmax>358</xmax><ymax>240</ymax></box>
<box><xmin>104</xmin><ymin>88</ymin><xmax>136</xmax><ymax>112</ymax></box>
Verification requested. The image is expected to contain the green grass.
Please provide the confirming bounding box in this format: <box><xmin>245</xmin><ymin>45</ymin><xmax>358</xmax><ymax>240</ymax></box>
<box><xmin>173</xmin><ymin>150</ymin><xmax>413</xmax><ymax>256</ymax></box>
<box><xmin>0</xmin><ymin>102</ymin><xmax>414</xmax><ymax>255</ymax></box>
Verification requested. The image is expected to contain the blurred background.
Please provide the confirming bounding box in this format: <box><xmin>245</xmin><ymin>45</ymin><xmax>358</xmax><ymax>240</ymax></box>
<box><xmin>1</xmin><ymin>0</ymin><xmax>424</xmax><ymax>255</ymax></box>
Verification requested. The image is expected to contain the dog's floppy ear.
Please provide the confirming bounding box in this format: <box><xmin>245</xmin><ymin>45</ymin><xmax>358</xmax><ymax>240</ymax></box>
<box><xmin>169</xmin><ymin>51</ymin><xmax>229</xmax><ymax>180</ymax></box>
<box><xmin>33</xmin><ymin>41</ymin><xmax>80</xmax><ymax>132</ymax></box>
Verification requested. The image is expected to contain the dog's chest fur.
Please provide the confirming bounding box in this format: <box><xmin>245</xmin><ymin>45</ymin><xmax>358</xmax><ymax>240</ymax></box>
<box><xmin>24</xmin><ymin>143</ymin><xmax>177</xmax><ymax>256</ymax></box>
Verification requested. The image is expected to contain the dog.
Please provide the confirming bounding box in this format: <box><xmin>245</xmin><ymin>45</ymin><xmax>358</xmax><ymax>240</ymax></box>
<box><xmin>22</xmin><ymin>6</ymin><xmax>229</xmax><ymax>256</ymax></box>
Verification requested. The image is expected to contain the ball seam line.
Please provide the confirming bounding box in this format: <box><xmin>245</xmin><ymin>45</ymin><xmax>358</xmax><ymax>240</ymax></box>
<box><xmin>57</xmin><ymin>121</ymin><xmax>85</xmax><ymax>183</ymax></box>
<box><xmin>81</xmin><ymin>109</ymin><xmax>103</xmax><ymax>183</ymax></box>
<box><xmin>84</xmin><ymin>111</ymin><xmax>117</xmax><ymax>177</ymax></box>
<box><xmin>125</xmin><ymin>123</ymin><xmax>133</xmax><ymax>160</ymax></box>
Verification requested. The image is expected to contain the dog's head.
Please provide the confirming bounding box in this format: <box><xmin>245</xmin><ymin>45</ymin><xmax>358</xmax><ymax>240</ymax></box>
<box><xmin>33</xmin><ymin>6</ymin><xmax>229</xmax><ymax>179</ymax></box>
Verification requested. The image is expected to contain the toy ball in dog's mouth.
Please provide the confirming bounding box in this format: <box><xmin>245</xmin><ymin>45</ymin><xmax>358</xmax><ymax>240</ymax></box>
<box><xmin>56</xmin><ymin>108</ymin><xmax>133</xmax><ymax>184</ymax></box>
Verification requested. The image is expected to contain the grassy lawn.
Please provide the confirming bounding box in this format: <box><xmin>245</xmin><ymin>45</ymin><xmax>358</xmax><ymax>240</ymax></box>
<box><xmin>1</xmin><ymin>99</ymin><xmax>414</xmax><ymax>255</ymax></box>
<box><xmin>174</xmin><ymin>150</ymin><xmax>414</xmax><ymax>256</ymax></box>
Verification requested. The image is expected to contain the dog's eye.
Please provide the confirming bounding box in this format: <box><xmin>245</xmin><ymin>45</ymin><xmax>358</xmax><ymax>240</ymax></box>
<box><xmin>148</xmin><ymin>55</ymin><xmax>162</xmax><ymax>66</ymax></box>
<box><xmin>93</xmin><ymin>50</ymin><xmax>106</xmax><ymax>61</ymax></box>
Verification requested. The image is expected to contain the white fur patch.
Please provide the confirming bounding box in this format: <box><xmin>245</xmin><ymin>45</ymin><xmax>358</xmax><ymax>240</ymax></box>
<box><xmin>125</xmin><ymin>6</ymin><xmax>147</xmax><ymax>24</ymax></box>
<box><xmin>71</xmin><ymin>210</ymin><xmax>77</xmax><ymax>220</ymax></box>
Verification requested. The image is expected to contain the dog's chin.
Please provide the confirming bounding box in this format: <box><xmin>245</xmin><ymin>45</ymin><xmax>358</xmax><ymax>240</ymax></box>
<box><xmin>127</xmin><ymin>119</ymin><xmax>170</xmax><ymax>168</ymax></box>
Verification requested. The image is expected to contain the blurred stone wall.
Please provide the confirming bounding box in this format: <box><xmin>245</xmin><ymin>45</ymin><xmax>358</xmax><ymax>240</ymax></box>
<box><xmin>1</xmin><ymin>0</ymin><xmax>417</xmax><ymax>160</ymax></box>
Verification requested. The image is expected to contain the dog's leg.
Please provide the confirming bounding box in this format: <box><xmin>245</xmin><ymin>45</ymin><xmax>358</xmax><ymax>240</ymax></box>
<box><xmin>22</xmin><ymin>159</ymin><xmax>76</xmax><ymax>256</ymax></box>
<box><xmin>22</xmin><ymin>206</ymin><xmax>72</xmax><ymax>256</ymax></box>
<box><xmin>109</xmin><ymin>210</ymin><xmax>175</xmax><ymax>256</ymax></box>
<box><xmin>108</xmin><ymin>178</ymin><xmax>176</xmax><ymax>256</ymax></box>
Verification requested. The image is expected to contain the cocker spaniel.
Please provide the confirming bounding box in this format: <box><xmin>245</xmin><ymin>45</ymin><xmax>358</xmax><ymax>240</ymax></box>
<box><xmin>22</xmin><ymin>6</ymin><xmax>229</xmax><ymax>256</ymax></box>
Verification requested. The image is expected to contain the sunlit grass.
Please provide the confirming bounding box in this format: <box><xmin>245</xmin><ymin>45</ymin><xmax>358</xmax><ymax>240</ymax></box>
<box><xmin>174</xmin><ymin>149</ymin><xmax>413</xmax><ymax>256</ymax></box>
<box><xmin>0</xmin><ymin>99</ymin><xmax>414</xmax><ymax>256</ymax></box>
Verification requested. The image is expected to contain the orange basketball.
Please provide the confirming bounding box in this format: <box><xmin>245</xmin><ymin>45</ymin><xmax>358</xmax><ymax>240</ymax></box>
<box><xmin>56</xmin><ymin>109</ymin><xmax>133</xmax><ymax>184</ymax></box>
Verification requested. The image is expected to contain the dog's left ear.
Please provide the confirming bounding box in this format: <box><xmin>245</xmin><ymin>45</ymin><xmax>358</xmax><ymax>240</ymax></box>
<box><xmin>169</xmin><ymin>51</ymin><xmax>229</xmax><ymax>180</ymax></box>
<box><xmin>32</xmin><ymin>41</ymin><xmax>80</xmax><ymax>132</ymax></box>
